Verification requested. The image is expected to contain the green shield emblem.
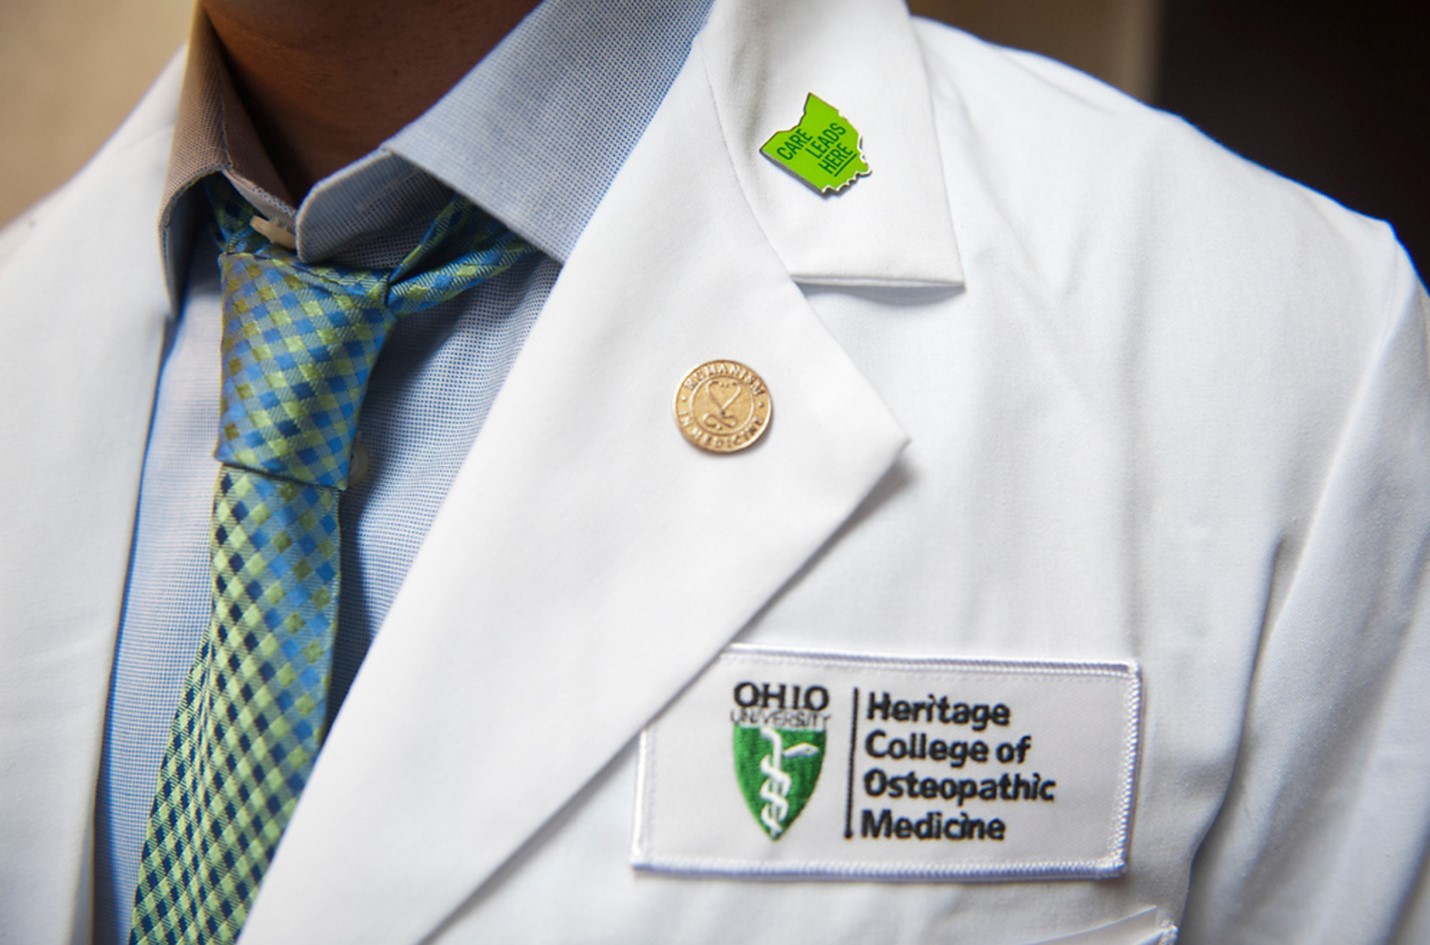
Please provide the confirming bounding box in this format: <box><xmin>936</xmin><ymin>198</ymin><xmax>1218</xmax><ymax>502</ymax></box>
<box><xmin>733</xmin><ymin>724</ymin><xmax>826</xmax><ymax>840</ymax></box>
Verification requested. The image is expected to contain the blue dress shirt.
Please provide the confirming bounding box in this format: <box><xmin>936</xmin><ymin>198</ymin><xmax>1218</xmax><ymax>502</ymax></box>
<box><xmin>91</xmin><ymin>1</ymin><xmax>712</xmax><ymax>940</ymax></box>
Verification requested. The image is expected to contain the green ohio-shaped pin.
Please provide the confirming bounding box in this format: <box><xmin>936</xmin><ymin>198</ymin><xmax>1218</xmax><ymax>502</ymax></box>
<box><xmin>760</xmin><ymin>93</ymin><xmax>870</xmax><ymax>195</ymax></box>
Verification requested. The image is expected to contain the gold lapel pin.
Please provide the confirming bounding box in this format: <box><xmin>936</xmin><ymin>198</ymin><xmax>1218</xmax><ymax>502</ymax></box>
<box><xmin>674</xmin><ymin>360</ymin><xmax>772</xmax><ymax>454</ymax></box>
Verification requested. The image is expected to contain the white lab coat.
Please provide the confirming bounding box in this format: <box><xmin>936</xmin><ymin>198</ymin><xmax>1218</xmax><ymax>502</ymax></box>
<box><xmin>2</xmin><ymin>1</ymin><xmax>1428</xmax><ymax>943</ymax></box>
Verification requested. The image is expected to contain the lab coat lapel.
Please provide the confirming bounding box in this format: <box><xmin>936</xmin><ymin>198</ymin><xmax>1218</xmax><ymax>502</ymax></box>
<box><xmin>0</xmin><ymin>59</ymin><xmax>181</xmax><ymax>944</ymax></box>
<box><xmin>242</xmin><ymin>2</ymin><xmax>960</xmax><ymax>942</ymax></box>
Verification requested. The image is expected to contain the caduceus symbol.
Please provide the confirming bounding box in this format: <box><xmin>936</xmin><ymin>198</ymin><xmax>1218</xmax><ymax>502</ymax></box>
<box><xmin>700</xmin><ymin>379</ymin><xmax>744</xmax><ymax>431</ymax></box>
<box><xmin>757</xmin><ymin>724</ymin><xmax>819</xmax><ymax>839</ymax></box>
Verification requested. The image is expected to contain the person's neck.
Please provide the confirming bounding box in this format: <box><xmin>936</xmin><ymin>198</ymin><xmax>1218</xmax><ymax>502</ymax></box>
<box><xmin>202</xmin><ymin>0</ymin><xmax>541</xmax><ymax>201</ymax></box>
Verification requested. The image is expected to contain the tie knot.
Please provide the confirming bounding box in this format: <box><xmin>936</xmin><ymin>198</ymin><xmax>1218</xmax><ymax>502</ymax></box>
<box><xmin>206</xmin><ymin>178</ymin><xmax>534</xmax><ymax>488</ymax></box>
<box><xmin>216</xmin><ymin>251</ymin><xmax>395</xmax><ymax>488</ymax></box>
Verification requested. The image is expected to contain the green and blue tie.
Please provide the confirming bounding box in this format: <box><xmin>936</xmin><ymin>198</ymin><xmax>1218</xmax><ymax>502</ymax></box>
<box><xmin>129</xmin><ymin>179</ymin><xmax>532</xmax><ymax>945</ymax></box>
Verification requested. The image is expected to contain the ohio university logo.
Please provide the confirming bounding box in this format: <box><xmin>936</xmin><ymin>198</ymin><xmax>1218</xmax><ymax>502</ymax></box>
<box><xmin>730</xmin><ymin>680</ymin><xmax>830</xmax><ymax>839</ymax></box>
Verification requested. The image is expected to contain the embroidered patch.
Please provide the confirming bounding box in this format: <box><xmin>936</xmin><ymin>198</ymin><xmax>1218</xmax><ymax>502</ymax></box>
<box><xmin>633</xmin><ymin>645</ymin><xmax>1141</xmax><ymax>880</ymax></box>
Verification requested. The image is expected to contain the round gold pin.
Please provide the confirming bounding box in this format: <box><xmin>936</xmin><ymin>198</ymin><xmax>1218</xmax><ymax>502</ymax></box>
<box><xmin>674</xmin><ymin>359</ymin><xmax>773</xmax><ymax>454</ymax></box>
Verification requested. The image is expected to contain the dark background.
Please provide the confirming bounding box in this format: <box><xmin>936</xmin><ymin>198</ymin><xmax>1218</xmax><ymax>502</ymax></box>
<box><xmin>1157</xmin><ymin>0</ymin><xmax>1429</xmax><ymax>276</ymax></box>
<box><xmin>911</xmin><ymin>0</ymin><xmax>1429</xmax><ymax>278</ymax></box>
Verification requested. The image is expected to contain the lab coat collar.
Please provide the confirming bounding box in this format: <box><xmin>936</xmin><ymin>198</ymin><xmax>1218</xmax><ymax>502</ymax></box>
<box><xmin>698</xmin><ymin>0</ymin><xmax>964</xmax><ymax>288</ymax></box>
<box><xmin>238</xmin><ymin>1</ymin><xmax>942</xmax><ymax>942</ymax></box>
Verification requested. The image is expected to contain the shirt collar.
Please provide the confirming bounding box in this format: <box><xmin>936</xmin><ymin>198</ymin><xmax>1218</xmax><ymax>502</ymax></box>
<box><xmin>159</xmin><ymin>0</ymin><xmax>712</xmax><ymax>298</ymax></box>
<box><xmin>161</xmin><ymin>13</ymin><xmax>287</xmax><ymax>215</ymax></box>
<box><xmin>385</xmin><ymin>0</ymin><xmax>714</xmax><ymax>262</ymax></box>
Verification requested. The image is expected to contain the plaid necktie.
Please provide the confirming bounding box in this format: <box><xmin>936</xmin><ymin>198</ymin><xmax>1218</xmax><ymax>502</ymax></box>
<box><xmin>129</xmin><ymin>179</ymin><xmax>532</xmax><ymax>945</ymax></box>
